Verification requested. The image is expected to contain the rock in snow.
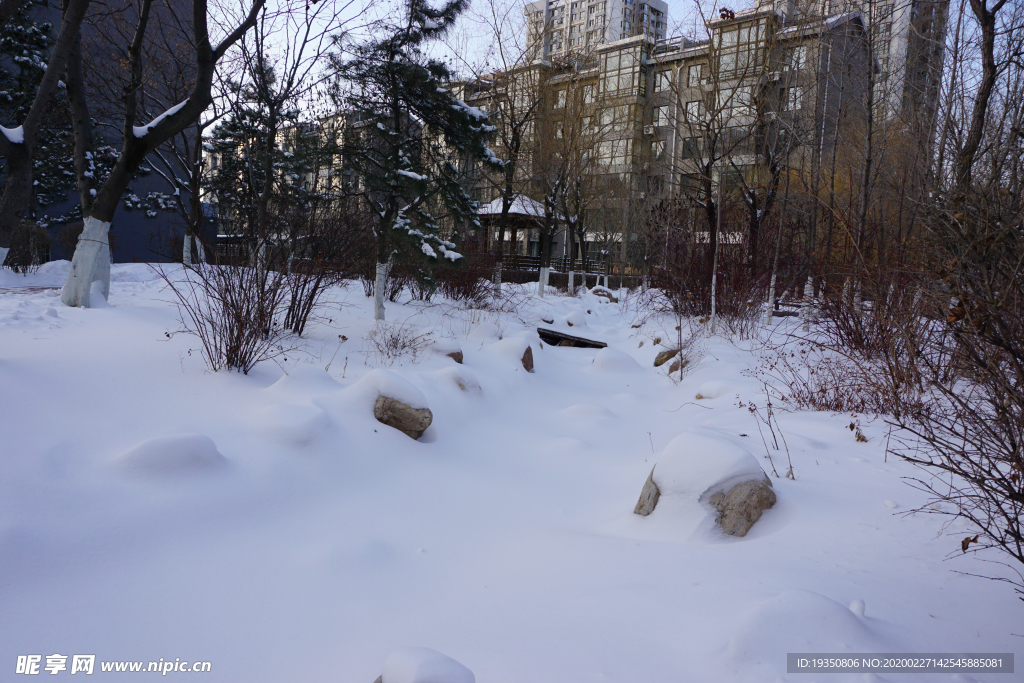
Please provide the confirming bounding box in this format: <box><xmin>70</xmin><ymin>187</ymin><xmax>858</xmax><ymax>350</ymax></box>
<box><xmin>347</xmin><ymin>370</ymin><xmax>433</xmax><ymax>439</ymax></box>
<box><xmin>521</xmin><ymin>345</ymin><xmax>534</xmax><ymax>372</ymax></box>
<box><xmin>375</xmin><ymin>647</ymin><xmax>474</xmax><ymax>683</ymax></box>
<box><xmin>653</xmin><ymin>348</ymin><xmax>680</xmax><ymax>367</ymax></box>
<box><xmin>706</xmin><ymin>478</ymin><xmax>776</xmax><ymax>536</ymax></box>
<box><xmin>374</xmin><ymin>396</ymin><xmax>433</xmax><ymax>440</ymax></box>
<box><xmin>634</xmin><ymin>466</ymin><xmax>660</xmax><ymax>516</ymax></box>
<box><xmin>633</xmin><ymin>431</ymin><xmax>775</xmax><ymax>536</ymax></box>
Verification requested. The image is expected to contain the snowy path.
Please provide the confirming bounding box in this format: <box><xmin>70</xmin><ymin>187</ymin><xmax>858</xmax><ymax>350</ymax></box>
<box><xmin>0</xmin><ymin>263</ymin><xmax>1017</xmax><ymax>682</ymax></box>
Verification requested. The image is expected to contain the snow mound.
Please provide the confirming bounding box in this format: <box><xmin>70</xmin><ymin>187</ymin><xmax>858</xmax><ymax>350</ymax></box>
<box><xmin>695</xmin><ymin>380</ymin><xmax>732</xmax><ymax>400</ymax></box>
<box><xmin>429</xmin><ymin>366</ymin><xmax>482</xmax><ymax>394</ymax></box>
<box><xmin>586</xmin><ymin>347</ymin><xmax>642</xmax><ymax>374</ymax></box>
<box><xmin>561</xmin><ymin>403</ymin><xmax>616</xmax><ymax>419</ymax></box>
<box><xmin>726</xmin><ymin>590</ymin><xmax>886</xmax><ymax>667</ymax></box>
<box><xmin>89</xmin><ymin>281</ymin><xmax>109</xmax><ymax>308</ymax></box>
<box><xmin>381</xmin><ymin>647</ymin><xmax>474</xmax><ymax>683</ymax></box>
<box><xmin>467</xmin><ymin>322</ymin><xmax>502</xmax><ymax>341</ymax></box>
<box><xmin>267</xmin><ymin>366</ymin><xmax>345</xmax><ymax>396</ymax></box>
<box><xmin>111</xmin><ymin>263</ymin><xmax>164</xmax><ymax>282</ymax></box>
<box><xmin>254</xmin><ymin>404</ymin><xmax>331</xmax><ymax>445</ymax></box>
<box><xmin>431</xmin><ymin>337</ymin><xmax>462</xmax><ymax>355</ymax></box>
<box><xmin>653</xmin><ymin>431</ymin><xmax>767</xmax><ymax>501</ymax></box>
<box><xmin>564</xmin><ymin>310</ymin><xmax>587</xmax><ymax>327</ymax></box>
<box><xmin>485</xmin><ymin>335</ymin><xmax>534</xmax><ymax>369</ymax></box>
<box><xmin>345</xmin><ymin>369</ymin><xmax>428</xmax><ymax>410</ymax></box>
<box><xmin>116</xmin><ymin>434</ymin><xmax>227</xmax><ymax>476</ymax></box>
<box><xmin>36</xmin><ymin>260</ymin><xmax>71</xmax><ymax>278</ymax></box>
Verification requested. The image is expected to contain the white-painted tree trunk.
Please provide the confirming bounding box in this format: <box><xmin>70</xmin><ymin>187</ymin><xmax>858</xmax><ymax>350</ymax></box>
<box><xmin>765</xmin><ymin>272</ymin><xmax>778</xmax><ymax>325</ymax></box>
<box><xmin>183</xmin><ymin>235</ymin><xmax>192</xmax><ymax>268</ymax></box>
<box><xmin>802</xmin><ymin>276</ymin><xmax>814</xmax><ymax>332</ymax></box>
<box><xmin>373</xmin><ymin>259</ymin><xmax>389</xmax><ymax>321</ymax></box>
<box><xmin>61</xmin><ymin>216</ymin><xmax>111</xmax><ymax>308</ymax></box>
<box><xmin>0</xmin><ymin>246</ymin><xmax>9</xmax><ymax>267</ymax></box>
<box><xmin>537</xmin><ymin>266</ymin><xmax>549</xmax><ymax>297</ymax></box>
<box><xmin>567</xmin><ymin>269</ymin><xmax>574</xmax><ymax>293</ymax></box>
<box><xmin>195</xmin><ymin>239</ymin><xmax>205</xmax><ymax>264</ymax></box>
<box><xmin>492</xmin><ymin>260</ymin><xmax>502</xmax><ymax>298</ymax></box>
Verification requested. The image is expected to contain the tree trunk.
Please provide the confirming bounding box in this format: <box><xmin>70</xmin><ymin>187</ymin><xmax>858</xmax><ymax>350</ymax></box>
<box><xmin>537</xmin><ymin>265</ymin><xmax>549</xmax><ymax>296</ymax></box>
<box><xmin>0</xmin><ymin>143</ymin><xmax>34</xmax><ymax>258</ymax></box>
<box><xmin>373</xmin><ymin>258</ymin><xmax>389</xmax><ymax>320</ymax></box>
<box><xmin>0</xmin><ymin>0</ymin><xmax>93</xmax><ymax>261</ymax></box>
<box><xmin>61</xmin><ymin>216</ymin><xmax>111</xmax><ymax>307</ymax></box>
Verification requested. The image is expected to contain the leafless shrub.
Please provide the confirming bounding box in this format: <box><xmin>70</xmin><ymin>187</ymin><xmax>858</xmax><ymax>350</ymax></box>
<box><xmin>364</xmin><ymin>319</ymin><xmax>433</xmax><ymax>365</ymax></box>
<box><xmin>4</xmin><ymin>221</ymin><xmax>51</xmax><ymax>273</ymax></box>
<box><xmin>281</xmin><ymin>198</ymin><xmax>371</xmax><ymax>336</ymax></box>
<box><xmin>434</xmin><ymin>259</ymin><xmax>493</xmax><ymax>305</ymax></box>
<box><xmin>161</xmin><ymin>262</ymin><xmax>292</xmax><ymax>374</ymax></box>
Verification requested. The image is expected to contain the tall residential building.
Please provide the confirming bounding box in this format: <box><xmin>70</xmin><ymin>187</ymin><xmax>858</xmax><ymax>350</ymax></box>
<box><xmin>460</xmin><ymin>0</ymin><xmax>951</xmax><ymax>261</ymax></box>
<box><xmin>526</xmin><ymin>0</ymin><xmax>668</xmax><ymax>59</ymax></box>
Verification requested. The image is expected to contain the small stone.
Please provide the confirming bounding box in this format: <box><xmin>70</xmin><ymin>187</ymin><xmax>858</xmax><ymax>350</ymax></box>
<box><xmin>541</xmin><ymin>317</ymin><xmax>554</xmax><ymax>324</ymax></box>
<box><xmin>653</xmin><ymin>337</ymin><xmax>662</xmax><ymax>345</ymax></box>
<box><xmin>653</xmin><ymin>348</ymin><xmax>679</xmax><ymax>367</ymax></box>
<box><xmin>668</xmin><ymin>359</ymin><xmax>688</xmax><ymax>374</ymax></box>
<box><xmin>446</xmin><ymin>351</ymin><xmax>464</xmax><ymax>364</ymax></box>
<box><xmin>634</xmin><ymin>467</ymin><xmax>660</xmax><ymax>516</ymax></box>
<box><xmin>373</xmin><ymin>395</ymin><xmax>432</xmax><ymax>440</ymax></box>
<box><xmin>521</xmin><ymin>346</ymin><xmax>534</xmax><ymax>372</ymax></box>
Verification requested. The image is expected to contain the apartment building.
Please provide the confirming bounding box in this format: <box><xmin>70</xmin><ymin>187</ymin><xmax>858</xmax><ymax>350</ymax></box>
<box><xmin>461</xmin><ymin>0</ymin><xmax>948</xmax><ymax>263</ymax></box>
<box><xmin>526</xmin><ymin>0</ymin><xmax>669</xmax><ymax>58</ymax></box>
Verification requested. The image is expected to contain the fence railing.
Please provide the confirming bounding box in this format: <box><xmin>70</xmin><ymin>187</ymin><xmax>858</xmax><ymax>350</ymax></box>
<box><xmin>501</xmin><ymin>254</ymin><xmax>606</xmax><ymax>275</ymax></box>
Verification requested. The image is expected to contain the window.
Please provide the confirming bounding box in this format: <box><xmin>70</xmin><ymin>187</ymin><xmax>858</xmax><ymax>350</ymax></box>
<box><xmin>653</xmin><ymin>105</ymin><xmax>667</xmax><ymax>126</ymax></box>
<box><xmin>733</xmin><ymin>85</ymin><xmax>753</xmax><ymax>116</ymax></box>
<box><xmin>786</xmin><ymin>86</ymin><xmax>802</xmax><ymax>111</ymax></box>
<box><xmin>688</xmin><ymin>64</ymin><xmax>702</xmax><ymax>86</ymax></box>
<box><xmin>685</xmin><ymin>100</ymin><xmax>703</xmax><ymax>120</ymax></box>
<box><xmin>681</xmin><ymin>137</ymin><xmax>701</xmax><ymax>159</ymax></box>
<box><xmin>652</xmin><ymin>139</ymin><xmax>666</xmax><ymax>160</ymax></box>
<box><xmin>555</xmin><ymin>89</ymin><xmax>566</xmax><ymax>108</ymax></box>
<box><xmin>790</xmin><ymin>45</ymin><xmax>808</xmax><ymax>70</ymax></box>
<box><xmin>654</xmin><ymin>70</ymin><xmax>672</xmax><ymax>92</ymax></box>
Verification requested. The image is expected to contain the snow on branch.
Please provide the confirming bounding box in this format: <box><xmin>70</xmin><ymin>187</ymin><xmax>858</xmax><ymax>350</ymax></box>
<box><xmin>1</xmin><ymin>125</ymin><xmax>24</xmax><ymax>143</ymax></box>
<box><xmin>133</xmin><ymin>100</ymin><xmax>188</xmax><ymax>138</ymax></box>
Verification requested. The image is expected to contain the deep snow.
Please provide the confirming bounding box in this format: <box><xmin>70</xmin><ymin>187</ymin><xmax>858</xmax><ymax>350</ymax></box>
<box><xmin>0</xmin><ymin>262</ymin><xmax>1018</xmax><ymax>682</ymax></box>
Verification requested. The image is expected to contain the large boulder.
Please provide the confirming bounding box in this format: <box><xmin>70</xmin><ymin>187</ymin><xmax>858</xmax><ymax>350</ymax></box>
<box><xmin>374</xmin><ymin>396</ymin><xmax>432</xmax><ymax>440</ymax></box>
<box><xmin>633</xmin><ymin>431</ymin><xmax>775</xmax><ymax>537</ymax></box>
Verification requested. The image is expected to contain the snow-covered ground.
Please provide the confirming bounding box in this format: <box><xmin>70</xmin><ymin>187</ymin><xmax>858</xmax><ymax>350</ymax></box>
<box><xmin>0</xmin><ymin>262</ymin><xmax>1017</xmax><ymax>682</ymax></box>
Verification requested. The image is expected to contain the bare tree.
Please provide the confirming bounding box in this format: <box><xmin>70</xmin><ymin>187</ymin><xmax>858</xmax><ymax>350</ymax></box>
<box><xmin>0</xmin><ymin>0</ymin><xmax>91</xmax><ymax>266</ymax></box>
<box><xmin>60</xmin><ymin>0</ymin><xmax>270</xmax><ymax>307</ymax></box>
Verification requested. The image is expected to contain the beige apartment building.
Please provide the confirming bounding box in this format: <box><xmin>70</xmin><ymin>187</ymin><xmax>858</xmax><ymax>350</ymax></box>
<box><xmin>459</xmin><ymin>0</ymin><xmax>947</xmax><ymax>262</ymax></box>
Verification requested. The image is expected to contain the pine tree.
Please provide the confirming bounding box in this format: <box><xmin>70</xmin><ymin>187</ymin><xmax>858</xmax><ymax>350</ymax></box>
<box><xmin>329</xmin><ymin>0</ymin><xmax>500</xmax><ymax>320</ymax></box>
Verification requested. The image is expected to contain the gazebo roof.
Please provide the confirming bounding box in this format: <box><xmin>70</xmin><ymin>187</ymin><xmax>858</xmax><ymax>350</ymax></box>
<box><xmin>478</xmin><ymin>195</ymin><xmax>547</xmax><ymax>218</ymax></box>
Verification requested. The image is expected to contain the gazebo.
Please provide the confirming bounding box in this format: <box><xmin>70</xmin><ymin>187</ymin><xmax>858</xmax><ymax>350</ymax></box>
<box><xmin>477</xmin><ymin>195</ymin><xmax>549</xmax><ymax>259</ymax></box>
